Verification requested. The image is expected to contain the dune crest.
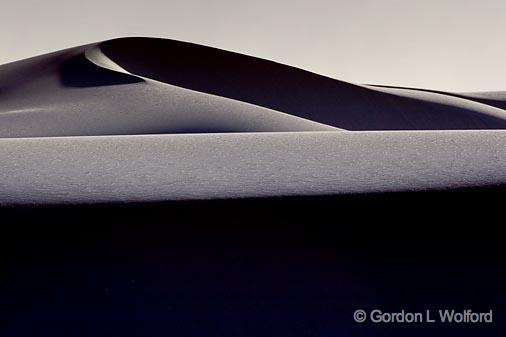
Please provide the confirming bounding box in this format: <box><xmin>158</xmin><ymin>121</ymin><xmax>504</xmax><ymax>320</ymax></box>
<box><xmin>0</xmin><ymin>39</ymin><xmax>338</xmax><ymax>138</ymax></box>
<box><xmin>1</xmin><ymin>37</ymin><xmax>506</xmax><ymax>138</ymax></box>
<box><xmin>98</xmin><ymin>37</ymin><xmax>506</xmax><ymax>130</ymax></box>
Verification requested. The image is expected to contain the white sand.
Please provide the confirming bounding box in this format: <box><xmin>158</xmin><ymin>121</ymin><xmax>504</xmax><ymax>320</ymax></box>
<box><xmin>1</xmin><ymin>131</ymin><xmax>505</xmax><ymax>205</ymax></box>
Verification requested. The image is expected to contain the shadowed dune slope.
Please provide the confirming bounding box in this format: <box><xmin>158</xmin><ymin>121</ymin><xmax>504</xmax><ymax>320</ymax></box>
<box><xmin>1</xmin><ymin>37</ymin><xmax>506</xmax><ymax>138</ymax></box>
<box><xmin>100</xmin><ymin>37</ymin><xmax>506</xmax><ymax>131</ymax></box>
<box><xmin>366</xmin><ymin>84</ymin><xmax>506</xmax><ymax>111</ymax></box>
<box><xmin>0</xmin><ymin>43</ymin><xmax>337</xmax><ymax>138</ymax></box>
<box><xmin>454</xmin><ymin>91</ymin><xmax>506</xmax><ymax>110</ymax></box>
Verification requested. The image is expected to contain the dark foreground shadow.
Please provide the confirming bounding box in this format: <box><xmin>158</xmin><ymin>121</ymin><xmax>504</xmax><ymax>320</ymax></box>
<box><xmin>1</xmin><ymin>188</ymin><xmax>505</xmax><ymax>337</ymax></box>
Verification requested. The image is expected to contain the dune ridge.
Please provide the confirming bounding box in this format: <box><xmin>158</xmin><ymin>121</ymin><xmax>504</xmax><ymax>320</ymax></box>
<box><xmin>2</xmin><ymin>37</ymin><xmax>506</xmax><ymax>139</ymax></box>
<box><xmin>0</xmin><ymin>40</ymin><xmax>338</xmax><ymax>138</ymax></box>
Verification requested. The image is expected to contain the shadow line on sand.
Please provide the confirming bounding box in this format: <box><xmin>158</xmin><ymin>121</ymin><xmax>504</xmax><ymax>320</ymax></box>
<box><xmin>59</xmin><ymin>54</ymin><xmax>143</xmax><ymax>87</ymax></box>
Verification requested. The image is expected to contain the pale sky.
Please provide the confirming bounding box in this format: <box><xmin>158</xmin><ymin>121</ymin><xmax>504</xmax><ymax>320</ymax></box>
<box><xmin>1</xmin><ymin>0</ymin><xmax>506</xmax><ymax>91</ymax></box>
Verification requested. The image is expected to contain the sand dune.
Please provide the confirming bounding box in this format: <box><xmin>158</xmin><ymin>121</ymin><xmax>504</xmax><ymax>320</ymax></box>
<box><xmin>0</xmin><ymin>41</ymin><xmax>337</xmax><ymax>138</ymax></box>
<box><xmin>1</xmin><ymin>37</ymin><xmax>506</xmax><ymax>204</ymax></box>
<box><xmin>99</xmin><ymin>38</ymin><xmax>506</xmax><ymax>130</ymax></box>
<box><xmin>2</xmin><ymin>37</ymin><xmax>506</xmax><ymax>139</ymax></box>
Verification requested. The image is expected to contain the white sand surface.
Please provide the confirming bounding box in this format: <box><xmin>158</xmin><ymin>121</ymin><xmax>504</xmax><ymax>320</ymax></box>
<box><xmin>1</xmin><ymin>131</ymin><xmax>505</xmax><ymax>204</ymax></box>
